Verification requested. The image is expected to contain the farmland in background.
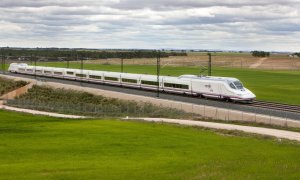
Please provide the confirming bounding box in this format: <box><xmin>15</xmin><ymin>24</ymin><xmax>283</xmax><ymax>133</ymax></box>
<box><xmin>78</xmin><ymin>52</ymin><xmax>300</xmax><ymax>70</ymax></box>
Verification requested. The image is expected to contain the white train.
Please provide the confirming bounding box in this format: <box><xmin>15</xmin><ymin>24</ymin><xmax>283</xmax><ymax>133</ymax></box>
<box><xmin>8</xmin><ymin>63</ymin><xmax>256</xmax><ymax>102</ymax></box>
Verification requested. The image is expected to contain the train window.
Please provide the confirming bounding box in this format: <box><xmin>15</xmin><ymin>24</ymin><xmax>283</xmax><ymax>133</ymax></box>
<box><xmin>141</xmin><ymin>80</ymin><xmax>159</xmax><ymax>86</ymax></box>
<box><xmin>54</xmin><ymin>72</ymin><xmax>63</xmax><ymax>75</ymax></box>
<box><xmin>44</xmin><ymin>71</ymin><xmax>52</xmax><ymax>74</ymax></box>
<box><xmin>229</xmin><ymin>83</ymin><xmax>236</xmax><ymax>89</ymax></box>
<box><xmin>164</xmin><ymin>83</ymin><xmax>189</xmax><ymax>89</ymax></box>
<box><xmin>66</xmin><ymin>71</ymin><xmax>74</xmax><ymax>75</ymax></box>
<box><xmin>19</xmin><ymin>68</ymin><xmax>25</xmax><ymax>71</ymax></box>
<box><xmin>104</xmin><ymin>77</ymin><xmax>118</xmax><ymax>81</ymax></box>
<box><xmin>233</xmin><ymin>81</ymin><xmax>243</xmax><ymax>89</ymax></box>
<box><xmin>36</xmin><ymin>70</ymin><xmax>42</xmax><ymax>73</ymax></box>
<box><xmin>26</xmin><ymin>69</ymin><xmax>33</xmax><ymax>72</ymax></box>
<box><xmin>76</xmin><ymin>74</ymin><xmax>87</xmax><ymax>78</ymax></box>
<box><xmin>122</xmin><ymin>78</ymin><xmax>137</xmax><ymax>84</ymax></box>
<box><xmin>90</xmin><ymin>75</ymin><xmax>102</xmax><ymax>79</ymax></box>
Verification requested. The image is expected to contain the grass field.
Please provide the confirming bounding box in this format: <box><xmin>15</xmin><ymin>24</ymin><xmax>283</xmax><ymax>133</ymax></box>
<box><xmin>28</xmin><ymin>62</ymin><xmax>300</xmax><ymax>105</ymax></box>
<box><xmin>0</xmin><ymin>110</ymin><xmax>299</xmax><ymax>179</ymax></box>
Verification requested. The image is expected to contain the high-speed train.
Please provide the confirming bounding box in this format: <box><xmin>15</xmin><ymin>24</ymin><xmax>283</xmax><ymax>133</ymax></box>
<box><xmin>8</xmin><ymin>63</ymin><xmax>256</xmax><ymax>102</ymax></box>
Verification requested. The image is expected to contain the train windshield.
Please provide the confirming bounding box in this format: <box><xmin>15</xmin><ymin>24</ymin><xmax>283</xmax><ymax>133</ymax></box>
<box><xmin>233</xmin><ymin>81</ymin><xmax>244</xmax><ymax>89</ymax></box>
<box><xmin>229</xmin><ymin>83</ymin><xmax>236</xmax><ymax>89</ymax></box>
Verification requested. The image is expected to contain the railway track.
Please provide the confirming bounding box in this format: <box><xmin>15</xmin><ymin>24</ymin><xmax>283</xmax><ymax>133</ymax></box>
<box><xmin>247</xmin><ymin>101</ymin><xmax>300</xmax><ymax>114</ymax></box>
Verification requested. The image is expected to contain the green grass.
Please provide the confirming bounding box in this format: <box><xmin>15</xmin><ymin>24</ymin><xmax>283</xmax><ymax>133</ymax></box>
<box><xmin>0</xmin><ymin>110</ymin><xmax>299</xmax><ymax>179</ymax></box>
<box><xmin>32</xmin><ymin>62</ymin><xmax>300</xmax><ymax>105</ymax></box>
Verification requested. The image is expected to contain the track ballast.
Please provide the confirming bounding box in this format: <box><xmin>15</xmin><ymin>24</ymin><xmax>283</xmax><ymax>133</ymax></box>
<box><xmin>246</xmin><ymin>101</ymin><xmax>300</xmax><ymax>114</ymax></box>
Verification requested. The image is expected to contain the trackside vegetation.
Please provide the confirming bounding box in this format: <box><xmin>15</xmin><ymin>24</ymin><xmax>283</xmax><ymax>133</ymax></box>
<box><xmin>7</xmin><ymin>85</ymin><xmax>193</xmax><ymax>118</ymax></box>
<box><xmin>0</xmin><ymin>110</ymin><xmax>299</xmax><ymax>179</ymax></box>
<box><xmin>0</xmin><ymin>77</ymin><xmax>27</xmax><ymax>96</ymax></box>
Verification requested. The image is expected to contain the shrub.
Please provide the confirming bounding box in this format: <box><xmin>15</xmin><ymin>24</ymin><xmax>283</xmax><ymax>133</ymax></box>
<box><xmin>0</xmin><ymin>78</ymin><xmax>28</xmax><ymax>96</ymax></box>
<box><xmin>251</xmin><ymin>51</ymin><xmax>270</xmax><ymax>57</ymax></box>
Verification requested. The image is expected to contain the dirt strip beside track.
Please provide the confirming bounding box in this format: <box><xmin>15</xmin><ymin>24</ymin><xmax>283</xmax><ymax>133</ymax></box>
<box><xmin>128</xmin><ymin>118</ymin><xmax>300</xmax><ymax>141</ymax></box>
<box><xmin>0</xmin><ymin>105</ymin><xmax>87</xmax><ymax>119</ymax></box>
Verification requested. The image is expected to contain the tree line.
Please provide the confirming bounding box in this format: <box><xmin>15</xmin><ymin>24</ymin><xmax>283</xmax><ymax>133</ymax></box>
<box><xmin>0</xmin><ymin>48</ymin><xmax>187</xmax><ymax>59</ymax></box>
<box><xmin>293</xmin><ymin>52</ymin><xmax>300</xmax><ymax>57</ymax></box>
<box><xmin>251</xmin><ymin>51</ymin><xmax>270</xmax><ymax>57</ymax></box>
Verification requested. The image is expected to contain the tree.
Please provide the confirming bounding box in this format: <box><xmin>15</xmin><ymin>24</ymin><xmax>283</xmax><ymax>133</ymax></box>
<box><xmin>251</xmin><ymin>51</ymin><xmax>270</xmax><ymax>57</ymax></box>
<box><xmin>293</xmin><ymin>52</ymin><xmax>300</xmax><ymax>57</ymax></box>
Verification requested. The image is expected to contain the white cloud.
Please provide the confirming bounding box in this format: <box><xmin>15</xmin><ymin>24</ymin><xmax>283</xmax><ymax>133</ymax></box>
<box><xmin>0</xmin><ymin>0</ymin><xmax>300</xmax><ymax>51</ymax></box>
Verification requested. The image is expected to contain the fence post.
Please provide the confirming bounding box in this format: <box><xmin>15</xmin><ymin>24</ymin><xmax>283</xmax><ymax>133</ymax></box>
<box><xmin>127</xmin><ymin>102</ymin><xmax>129</xmax><ymax>116</ymax></box>
<box><xmin>242</xmin><ymin>111</ymin><xmax>244</xmax><ymax>121</ymax></box>
<box><xmin>132</xmin><ymin>105</ymin><xmax>138</xmax><ymax>117</ymax></box>
<box><xmin>192</xmin><ymin>104</ymin><xmax>194</xmax><ymax>119</ymax></box>
<box><xmin>143</xmin><ymin>103</ymin><xmax>145</xmax><ymax>117</ymax></box>
<box><xmin>103</xmin><ymin>105</ymin><xmax>105</xmax><ymax>118</ymax></box>
<box><xmin>120</xmin><ymin>103</ymin><xmax>122</xmax><ymax>116</ymax></box>
<box><xmin>285</xmin><ymin>111</ymin><xmax>288</xmax><ymax>127</ymax></box>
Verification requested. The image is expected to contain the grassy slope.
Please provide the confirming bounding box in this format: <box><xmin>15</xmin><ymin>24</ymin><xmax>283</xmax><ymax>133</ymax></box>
<box><xmin>33</xmin><ymin>62</ymin><xmax>300</xmax><ymax>105</ymax></box>
<box><xmin>10</xmin><ymin>85</ymin><xmax>190</xmax><ymax>118</ymax></box>
<box><xmin>0</xmin><ymin>110</ymin><xmax>300</xmax><ymax>179</ymax></box>
<box><xmin>0</xmin><ymin>77</ymin><xmax>27</xmax><ymax>96</ymax></box>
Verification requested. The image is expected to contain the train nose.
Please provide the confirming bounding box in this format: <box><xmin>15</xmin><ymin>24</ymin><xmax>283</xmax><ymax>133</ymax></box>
<box><xmin>245</xmin><ymin>93</ymin><xmax>256</xmax><ymax>99</ymax></box>
<box><xmin>244</xmin><ymin>89</ymin><xmax>256</xmax><ymax>99</ymax></box>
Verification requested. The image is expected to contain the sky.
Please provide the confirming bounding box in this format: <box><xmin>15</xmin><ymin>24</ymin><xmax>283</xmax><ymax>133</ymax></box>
<box><xmin>0</xmin><ymin>0</ymin><xmax>300</xmax><ymax>51</ymax></box>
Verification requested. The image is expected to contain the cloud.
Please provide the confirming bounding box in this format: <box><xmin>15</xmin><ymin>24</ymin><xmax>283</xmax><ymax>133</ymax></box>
<box><xmin>110</xmin><ymin>0</ymin><xmax>300</xmax><ymax>10</ymax></box>
<box><xmin>0</xmin><ymin>0</ymin><xmax>299</xmax><ymax>51</ymax></box>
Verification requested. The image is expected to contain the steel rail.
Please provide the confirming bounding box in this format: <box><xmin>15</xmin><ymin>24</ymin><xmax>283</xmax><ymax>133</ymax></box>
<box><xmin>245</xmin><ymin>100</ymin><xmax>300</xmax><ymax>114</ymax></box>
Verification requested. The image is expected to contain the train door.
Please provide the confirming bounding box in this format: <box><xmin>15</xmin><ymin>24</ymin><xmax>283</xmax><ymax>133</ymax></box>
<box><xmin>139</xmin><ymin>76</ymin><xmax>142</xmax><ymax>88</ymax></box>
<box><xmin>218</xmin><ymin>84</ymin><xmax>223</xmax><ymax>98</ymax></box>
<box><xmin>120</xmin><ymin>74</ymin><xmax>122</xmax><ymax>86</ymax></box>
<box><xmin>220</xmin><ymin>83</ymin><xmax>233</xmax><ymax>98</ymax></box>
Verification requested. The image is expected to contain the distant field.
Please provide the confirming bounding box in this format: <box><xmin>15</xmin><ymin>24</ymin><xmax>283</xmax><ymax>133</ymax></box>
<box><xmin>27</xmin><ymin>62</ymin><xmax>300</xmax><ymax>105</ymax></box>
<box><xmin>5</xmin><ymin>50</ymin><xmax>299</xmax><ymax>70</ymax></box>
<box><xmin>187</xmin><ymin>52</ymin><xmax>253</xmax><ymax>57</ymax></box>
<box><xmin>0</xmin><ymin>110</ymin><xmax>299</xmax><ymax>179</ymax></box>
